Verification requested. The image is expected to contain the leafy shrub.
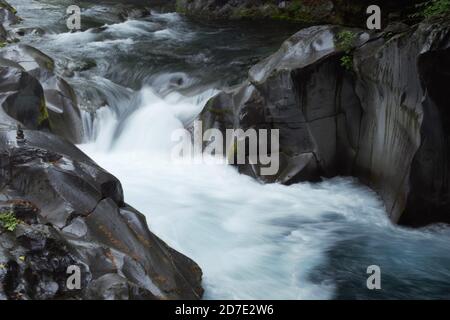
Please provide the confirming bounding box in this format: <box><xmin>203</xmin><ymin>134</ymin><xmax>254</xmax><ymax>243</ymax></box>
<box><xmin>336</xmin><ymin>30</ymin><xmax>356</xmax><ymax>52</ymax></box>
<box><xmin>340</xmin><ymin>55</ymin><xmax>353</xmax><ymax>71</ymax></box>
<box><xmin>412</xmin><ymin>0</ymin><xmax>450</xmax><ymax>18</ymax></box>
<box><xmin>335</xmin><ymin>31</ymin><xmax>357</xmax><ymax>71</ymax></box>
<box><xmin>0</xmin><ymin>211</ymin><xmax>21</xmax><ymax>232</ymax></box>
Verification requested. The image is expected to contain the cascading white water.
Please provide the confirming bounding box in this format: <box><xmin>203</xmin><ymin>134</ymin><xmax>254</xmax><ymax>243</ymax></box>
<box><xmin>79</xmin><ymin>86</ymin><xmax>389</xmax><ymax>299</ymax></box>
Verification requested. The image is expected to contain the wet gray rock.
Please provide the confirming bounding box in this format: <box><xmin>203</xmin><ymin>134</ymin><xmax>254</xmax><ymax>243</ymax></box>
<box><xmin>198</xmin><ymin>20</ymin><xmax>450</xmax><ymax>226</ymax></box>
<box><xmin>0</xmin><ymin>129</ymin><xmax>204</xmax><ymax>300</ymax></box>
<box><xmin>0</xmin><ymin>221</ymin><xmax>88</xmax><ymax>300</ymax></box>
<box><xmin>0</xmin><ymin>45</ymin><xmax>83</xmax><ymax>143</ymax></box>
<box><xmin>353</xmin><ymin>20</ymin><xmax>450</xmax><ymax>226</ymax></box>
<box><xmin>116</xmin><ymin>7</ymin><xmax>151</xmax><ymax>21</ymax></box>
<box><xmin>0</xmin><ymin>6</ymin><xmax>19</xmax><ymax>28</ymax></box>
<box><xmin>0</xmin><ymin>0</ymin><xmax>20</xmax><ymax>42</ymax></box>
<box><xmin>11</xmin><ymin>27</ymin><xmax>45</xmax><ymax>38</ymax></box>
<box><xmin>0</xmin><ymin>66</ymin><xmax>50</xmax><ymax>130</ymax></box>
<box><xmin>199</xmin><ymin>26</ymin><xmax>371</xmax><ymax>183</ymax></box>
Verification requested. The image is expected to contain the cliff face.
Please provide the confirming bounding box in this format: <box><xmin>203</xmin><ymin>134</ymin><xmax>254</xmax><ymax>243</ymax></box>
<box><xmin>354</xmin><ymin>21</ymin><xmax>450</xmax><ymax>226</ymax></box>
<box><xmin>198</xmin><ymin>19</ymin><xmax>450</xmax><ymax>227</ymax></box>
<box><xmin>0</xmin><ymin>2</ymin><xmax>203</xmax><ymax>300</ymax></box>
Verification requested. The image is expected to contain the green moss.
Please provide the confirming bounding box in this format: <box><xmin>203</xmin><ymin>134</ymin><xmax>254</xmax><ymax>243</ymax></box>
<box><xmin>38</xmin><ymin>96</ymin><xmax>49</xmax><ymax>126</ymax></box>
<box><xmin>0</xmin><ymin>1</ymin><xmax>17</xmax><ymax>14</ymax></box>
<box><xmin>208</xmin><ymin>106</ymin><xmax>232</xmax><ymax>117</ymax></box>
<box><xmin>175</xmin><ymin>0</ymin><xmax>186</xmax><ymax>14</ymax></box>
<box><xmin>340</xmin><ymin>55</ymin><xmax>353</xmax><ymax>71</ymax></box>
<box><xmin>227</xmin><ymin>0</ymin><xmax>319</xmax><ymax>23</ymax></box>
<box><xmin>423</xmin><ymin>0</ymin><xmax>450</xmax><ymax>17</ymax></box>
<box><xmin>335</xmin><ymin>30</ymin><xmax>357</xmax><ymax>71</ymax></box>
<box><xmin>231</xmin><ymin>6</ymin><xmax>266</xmax><ymax>19</ymax></box>
<box><xmin>0</xmin><ymin>211</ymin><xmax>21</xmax><ymax>232</ymax></box>
<box><xmin>410</xmin><ymin>0</ymin><xmax>450</xmax><ymax>19</ymax></box>
<box><xmin>335</xmin><ymin>30</ymin><xmax>357</xmax><ymax>52</ymax></box>
<box><xmin>176</xmin><ymin>0</ymin><xmax>331</xmax><ymax>23</ymax></box>
<box><xmin>271</xmin><ymin>0</ymin><xmax>316</xmax><ymax>23</ymax></box>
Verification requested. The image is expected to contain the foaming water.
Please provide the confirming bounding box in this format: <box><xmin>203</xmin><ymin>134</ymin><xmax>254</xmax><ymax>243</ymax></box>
<box><xmin>79</xmin><ymin>89</ymin><xmax>387</xmax><ymax>299</ymax></box>
<box><xmin>81</xmin><ymin>85</ymin><xmax>450</xmax><ymax>300</ymax></box>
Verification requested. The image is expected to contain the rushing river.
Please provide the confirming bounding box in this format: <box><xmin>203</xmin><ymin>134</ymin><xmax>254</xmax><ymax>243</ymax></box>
<box><xmin>9</xmin><ymin>0</ymin><xmax>450</xmax><ymax>299</ymax></box>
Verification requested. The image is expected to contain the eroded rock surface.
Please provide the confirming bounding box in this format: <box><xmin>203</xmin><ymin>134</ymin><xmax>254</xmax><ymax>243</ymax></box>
<box><xmin>0</xmin><ymin>129</ymin><xmax>203</xmax><ymax>300</ymax></box>
<box><xmin>0</xmin><ymin>44</ymin><xmax>83</xmax><ymax>144</ymax></box>
<box><xmin>199</xmin><ymin>20</ymin><xmax>450</xmax><ymax>226</ymax></box>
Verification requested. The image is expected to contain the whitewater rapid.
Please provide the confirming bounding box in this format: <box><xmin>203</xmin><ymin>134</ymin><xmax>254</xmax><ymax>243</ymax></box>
<box><xmin>79</xmin><ymin>87</ymin><xmax>387</xmax><ymax>299</ymax></box>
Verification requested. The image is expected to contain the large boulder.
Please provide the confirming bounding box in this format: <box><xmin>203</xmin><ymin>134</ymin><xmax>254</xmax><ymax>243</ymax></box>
<box><xmin>0</xmin><ymin>129</ymin><xmax>203</xmax><ymax>299</ymax></box>
<box><xmin>198</xmin><ymin>19</ymin><xmax>450</xmax><ymax>227</ymax></box>
<box><xmin>0</xmin><ymin>0</ymin><xmax>20</xmax><ymax>42</ymax></box>
<box><xmin>199</xmin><ymin>25</ymin><xmax>371</xmax><ymax>183</ymax></box>
<box><xmin>0</xmin><ymin>0</ymin><xmax>19</xmax><ymax>27</ymax></box>
<box><xmin>0</xmin><ymin>66</ymin><xmax>50</xmax><ymax>130</ymax></box>
<box><xmin>353</xmin><ymin>20</ymin><xmax>450</xmax><ymax>226</ymax></box>
<box><xmin>0</xmin><ymin>45</ymin><xmax>84</xmax><ymax>143</ymax></box>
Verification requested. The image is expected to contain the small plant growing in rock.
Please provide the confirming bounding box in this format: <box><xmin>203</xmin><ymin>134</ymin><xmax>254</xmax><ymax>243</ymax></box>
<box><xmin>340</xmin><ymin>55</ymin><xmax>353</xmax><ymax>71</ymax></box>
<box><xmin>336</xmin><ymin>30</ymin><xmax>356</xmax><ymax>52</ymax></box>
<box><xmin>335</xmin><ymin>31</ymin><xmax>357</xmax><ymax>71</ymax></box>
<box><xmin>411</xmin><ymin>0</ymin><xmax>450</xmax><ymax>18</ymax></box>
<box><xmin>424</xmin><ymin>0</ymin><xmax>450</xmax><ymax>17</ymax></box>
<box><xmin>0</xmin><ymin>211</ymin><xmax>21</xmax><ymax>232</ymax></box>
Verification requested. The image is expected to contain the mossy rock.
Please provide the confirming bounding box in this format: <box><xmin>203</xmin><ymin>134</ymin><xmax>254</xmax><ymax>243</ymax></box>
<box><xmin>38</xmin><ymin>95</ymin><xmax>50</xmax><ymax>127</ymax></box>
<box><xmin>0</xmin><ymin>0</ymin><xmax>17</xmax><ymax>15</ymax></box>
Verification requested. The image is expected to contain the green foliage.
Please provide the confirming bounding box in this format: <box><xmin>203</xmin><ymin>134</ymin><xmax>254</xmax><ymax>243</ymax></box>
<box><xmin>289</xmin><ymin>0</ymin><xmax>303</xmax><ymax>12</ymax></box>
<box><xmin>335</xmin><ymin>30</ymin><xmax>357</xmax><ymax>52</ymax></box>
<box><xmin>335</xmin><ymin>31</ymin><xmax>356</xmax><ymax>71</ymax></box>
<box><xmin>423</xmin><ymin>0</ymin><xmax>450</xmax><ymax>17</ymax></box>
<box><xmin>175</xmin><ymin>0</ymin><xmax>186</xmax><ymax>14</ymax></box>
<box><xmin>271</xmin><ymin>0</ymin><xmax>315</xmax><ymax>23</ymax></box>
<box><xmin>0</xmin><ymin>211</ymin><xmax>21</xmax><ymax>232</ymax></box>
<box><xmin>38</xmin><ymin>96</ymin><xmax>49</xmax><ymax>126</ymax></box>
<box><xmin>340</xmin><ymin>55</ymin><xmax>353</xmax><ymax>71</ymax></box>
<box><xmin>411</xmin><ymin>0</ymin><xmax>450</xmax><ymax>18</ymax></box>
